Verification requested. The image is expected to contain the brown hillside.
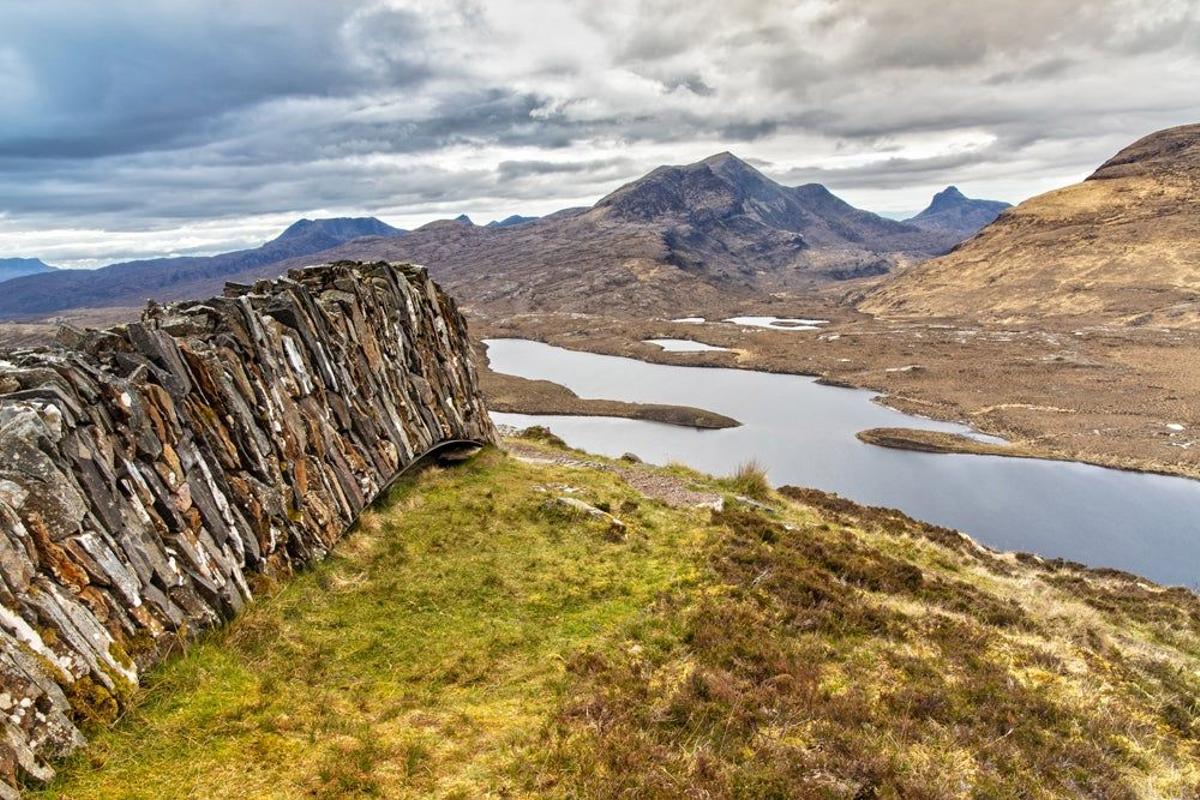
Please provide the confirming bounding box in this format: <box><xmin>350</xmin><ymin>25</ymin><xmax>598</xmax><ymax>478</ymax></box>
<box><xmin>861</xmin><ymin>124</ymin><xmax>1200</xmax><ymax>327</ymax></box>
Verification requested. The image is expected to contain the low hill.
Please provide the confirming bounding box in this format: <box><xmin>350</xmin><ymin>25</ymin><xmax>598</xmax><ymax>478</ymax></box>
<box><xmin>904</xmin><ymin>186</ymin><xmax>1011</xmax><ymax>237</ymax></box>
<box><xmin>0</xmin><ymin>217</ymin><xmax>404</xmax><ymax>319</ymax></box>
<box><xmin>863</xmin><ymin>124</ymin><xmax>1200</xmax><ymax>327</ymax></box>
<box><xmin>0</xmin><ymin>257</ymin><xmax>56</xmax><ymax>283</ymax></box>
<box><xmin>28</xmin><ymin>439</ymin><xmax>1200</xmax><ymax>798</ymax></box>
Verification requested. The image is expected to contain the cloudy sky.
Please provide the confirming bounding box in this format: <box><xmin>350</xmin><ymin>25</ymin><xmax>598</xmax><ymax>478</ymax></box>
<box><xmin>2</xmin><ymin>0</ymin><xmax>1198</xmax><ymax>267</ymax></box>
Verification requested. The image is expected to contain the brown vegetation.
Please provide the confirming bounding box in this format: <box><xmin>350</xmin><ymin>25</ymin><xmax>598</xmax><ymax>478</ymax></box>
<box><xmin>862</xmin><ymin>123</ymin><xmax>1200</xmax><ymax>328</ymax></box>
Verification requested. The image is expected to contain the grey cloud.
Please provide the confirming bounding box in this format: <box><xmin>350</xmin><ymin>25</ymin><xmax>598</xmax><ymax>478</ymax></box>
<box><xmin>984</xmin><ymin>58</ymin><xmax>1078</xmax><ymax>86</ymax></box>
<box><xmin>0</xmin><ymin>1</ymin><xmax>428</xmax><ymax>159</ymax></box>
<box><xmin>777</xmin><ymin>151</ymin><xmax>1004</xmax><ymax>191</ymax></box>
<box><xmin>496</xmin><ymin>157</ymin><xmax>632</xmax><ymax>181</ymax></box>
<box><xmin>815</xmin><ymin>0</ymin><xmax>1199</xmax><ymax>71</ymax></box>
<box><xmin>1</xmin><ymin>0</ymin><xmax>1199</xmax><ymax>265</ymax></box>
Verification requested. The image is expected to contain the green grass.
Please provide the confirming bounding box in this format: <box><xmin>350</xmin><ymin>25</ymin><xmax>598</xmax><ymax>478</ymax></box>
<box><xmin>30</xmin><ymin>448</ymin><xmax>703</xmax><ymax>799</ymax></box>
<box><xmin>29</xmin><ymin>443</ymin><xmax>1200</xmax><ymax>799</ymax></box>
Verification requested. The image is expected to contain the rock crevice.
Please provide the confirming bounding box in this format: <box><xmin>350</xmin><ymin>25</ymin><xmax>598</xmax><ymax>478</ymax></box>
<box><xmin>0</xmin><ymin>261</ymin><xmax>495</xmax><ymax>795</ymax></box>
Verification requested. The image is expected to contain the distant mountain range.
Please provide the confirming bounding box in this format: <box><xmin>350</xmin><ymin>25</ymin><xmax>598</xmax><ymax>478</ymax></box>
<box><xmin>0</xmin><ymin>217</ymin><xmax>403</xmax><ymax>318</ymax></box>
<box><xmin>904</xmin><ymin>186</ymin><xmax>1011</xmax><ymax>237</ymax></box>
<box><xmin>0</xmin><ymin>258</ymin><xmax>57</xmax><ymax>283</ymax></box>
<box><xmin>221</xmin><ymin>152</ymin><xmax>992</xmax><ymax>316</ymax></box>
<box><xmin>862</xmin><ymin>123</ymin><xmax>1200</xmax><ymax>328</ymax></box>
<box><xmin>0</xmin><ymin>155</ymin><xmax>1008</xmax><ymax>320</ymax></box>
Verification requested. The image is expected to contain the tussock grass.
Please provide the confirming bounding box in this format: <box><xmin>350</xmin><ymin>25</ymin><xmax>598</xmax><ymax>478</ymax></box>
<box><xmin>30</xmin><ymin>443</ymin><xmax>1200</xmax><ymax>799</ymax></box>
<box><xmin>720</xmin><ymin>458</ymin><xmax>772</xmax><ymax>499</ymax></box>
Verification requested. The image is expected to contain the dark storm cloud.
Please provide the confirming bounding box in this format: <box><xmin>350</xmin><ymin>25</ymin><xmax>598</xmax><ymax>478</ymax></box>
<box><xmin>1</xmin><ymin>0</ymin><xmax>1199</xmax><ymax>265</ymax></box>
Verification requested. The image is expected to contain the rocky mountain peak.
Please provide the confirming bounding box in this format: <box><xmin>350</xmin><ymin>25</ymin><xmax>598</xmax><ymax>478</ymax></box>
<box><xmin>700</xmin><ymin>151</ymin><xmax>777</xmax><ymax>190</ymax></box>
<box><xmin>700</xmin><ymin>150</ymin><xmax>738</xmax><ymax>165</ymax></box>
<box><xmin>1088</xmin><ymin>122</ymin><xmax>1200</xmax><ymax>181</ymax></box>
<box><xmin>928</xmin><ymin>186</ymin><xmax>967</xmax><ymax>209</ymax></box>
<box><xmin>273</xmin><ymin>217</ymin><xmax>403</xmax><ymax>248</ymax></box>
<box><xmin>905</xmin><ymin>187</ymin><xmax>1011</xmax><ymax>237</ymax></box>
<box><xmin>267</xmin><ymin>217</ymin><xmax>405</xmax><ymax>262</ymax></box>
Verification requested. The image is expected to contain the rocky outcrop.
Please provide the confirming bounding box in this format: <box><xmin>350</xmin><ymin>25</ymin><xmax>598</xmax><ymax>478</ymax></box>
<box><xmin>0</xmin><ymin>261</ymin><xmax>495</xmax><ymax>795</ymax></box>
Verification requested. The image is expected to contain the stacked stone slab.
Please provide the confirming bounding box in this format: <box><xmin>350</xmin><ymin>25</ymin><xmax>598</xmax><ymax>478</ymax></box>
<box><xmin>0</xmin><ymin>261</ymin><xmax>495</xmax><ymax>795</ymax></box>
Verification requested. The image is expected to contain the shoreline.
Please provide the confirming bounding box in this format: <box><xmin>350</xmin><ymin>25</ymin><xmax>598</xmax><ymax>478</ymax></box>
<box><xmin>475</xmin><ymin>325</ymin><xmax>1200</xmax><ymax>484</ymax></box>
<box><xmin>475</xmin><ymin>341</ymin><xmax>740</xmax><ymax>430</ymax></box>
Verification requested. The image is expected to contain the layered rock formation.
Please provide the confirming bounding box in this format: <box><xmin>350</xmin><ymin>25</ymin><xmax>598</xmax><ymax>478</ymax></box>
<box><xmin>0</xmin><ymin>261</ymin><xmax>495</xmax><ymax>795</ymax></box>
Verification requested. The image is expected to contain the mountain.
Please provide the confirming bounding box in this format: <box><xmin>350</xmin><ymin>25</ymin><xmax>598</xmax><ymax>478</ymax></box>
<box><xmin>904</xmin><ymin>186</ymin><xmax>1011</xmax><ymax>237</ymax></box>
<box><xmin>272</xmin><ymin>217</ymin><xmax>403</xmax><ymax>253</ymax></box>
<box><xmin>0</xmin><ymin>257</ymin><xmax>57</xmax><ymax>283</ymax></box>
<box><xmin>861</xmin><ymin>124</ymin><xmax>1200</xmax><ymax>327</ymax></box>
<box><xmin>0</xmin><ymin>217</ymin><xmax>404</xmax><ymax>319</ymax></box>
<box><xmin>588</xmin><ymin>152</ymin><xmax>957</xmax><ymax>280</ymax></box>
<box><xmin>486</xmin><ymin>215</ymin><xmax>538</xmax><ymax>228</ymax></box>
<box><xmin>204</xmin><ymin>152</ymin><xmax>966</xmax><ymax>316</ymax></box>
<box><xmin>0</xmin><ymin>155</ymin><xmax>979</xmax><ymax>320</ymax></box>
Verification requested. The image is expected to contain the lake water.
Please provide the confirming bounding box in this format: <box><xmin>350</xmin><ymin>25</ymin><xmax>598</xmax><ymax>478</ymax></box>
<box><xmin>487</xmin><ymin>338</ymin><xmax>1200</xmax><ymax>587</ymax></box>
<box><xmin>725</xmin><ymin>316</ymin><xmax>830</xmax><ymax>330</ymax></box>
<box><xmin>644</xmin><ymin>338</ymin><xmax>730</xmax><ymax>352</ymax></box>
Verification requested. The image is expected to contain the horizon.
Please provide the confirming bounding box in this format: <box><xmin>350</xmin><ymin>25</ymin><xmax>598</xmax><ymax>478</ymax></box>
<box><xmin>0</xmin><ymin>159</ymin><xmax>999</xmax><ymax>271</ymax></box>
<box><xmin>2</xmin><ymin>1</ymin><xmax>1198</xmax><ymax>267</ymax></box>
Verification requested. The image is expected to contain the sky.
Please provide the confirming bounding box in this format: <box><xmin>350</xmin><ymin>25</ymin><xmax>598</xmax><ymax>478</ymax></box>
<box><xmin>1</xmin><ymin>0</ymin><xmax>1198</xmax><ymax>268</ymax></box>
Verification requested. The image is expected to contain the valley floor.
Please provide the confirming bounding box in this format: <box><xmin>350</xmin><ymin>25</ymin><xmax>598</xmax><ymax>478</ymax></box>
<box><xmin>474</xmin><ymin>302</ymin><xmax>1200</xmax><ymax>481</ymax></box>
<box><xmin>30</xmin><ymin>438</ymin><xmax>1200</xmax><ymax>799</ymax></box>
<box><xmin>4</xmin><ymin>293</ymin><xmax>1198</xmax><ymax>481</ymax></box>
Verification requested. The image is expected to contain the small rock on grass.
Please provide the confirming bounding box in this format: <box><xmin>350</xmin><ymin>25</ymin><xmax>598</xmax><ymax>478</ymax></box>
<box><xmin>546</xmin><ymin>496</ymin><xmax>627</xmax><ymax>541</ymax></box>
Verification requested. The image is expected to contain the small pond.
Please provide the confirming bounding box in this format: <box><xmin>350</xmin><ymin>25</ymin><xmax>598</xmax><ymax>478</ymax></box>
<box><xmin>725</xmin><ymin>316</ymin><xmax>830</xmax><ymax>330</ymax></box>
<box><xmin>644</xmin><ymin>339</ymin><xmax>731</xmax><ymax>352</ymax></box>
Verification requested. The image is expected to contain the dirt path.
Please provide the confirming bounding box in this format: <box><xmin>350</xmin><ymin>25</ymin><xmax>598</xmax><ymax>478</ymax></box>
<box><xmin>503</xmin><ymin>439</ymin><xmax>723</xmax><ymax>509</ymax></box>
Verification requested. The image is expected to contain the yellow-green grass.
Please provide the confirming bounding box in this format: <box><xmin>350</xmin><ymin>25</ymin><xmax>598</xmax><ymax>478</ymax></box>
<box><xmin>31</xmin><ymin>448</ymin><xmax>705</xmax><ymax>799</ymax></box>
<box><xmin>29</xmin><ymin>443</ymin><xmax>1200</xmax><ymax>799</ymax></box>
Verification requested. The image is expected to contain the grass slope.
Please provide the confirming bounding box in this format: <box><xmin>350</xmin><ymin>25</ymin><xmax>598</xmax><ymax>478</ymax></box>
<box><xmin>30</xmin><ymin>443</ymin><xmax>1200</xmax><ymax>799</ymax></box>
